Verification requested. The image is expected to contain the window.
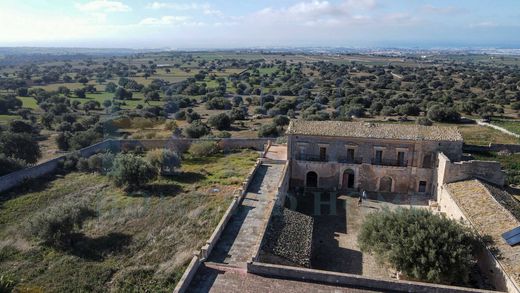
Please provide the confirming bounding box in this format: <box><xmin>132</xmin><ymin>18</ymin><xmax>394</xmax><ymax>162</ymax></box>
<box><xmin>419</xmin><ymin>181</ymin><xmax>427</xmax><ymax>193</ymax></box>
<box><xmin>319</xmin><ymin>147</ymin><xmax>327</xmax><ymax>161</ymax></box>
<box><xmin>346</xmin><ymin>148</ymin><xmax>355</xmax><ymax>162</ymax></box>
<box><xmin>375</xmin><ymin>150</ymin><xmax>383</xmax><ymax>165</ymax></box>
<box><xmin>397</xmin><ymin>151</ymin><xmax>406</xmax><ymax>166</ymax></box>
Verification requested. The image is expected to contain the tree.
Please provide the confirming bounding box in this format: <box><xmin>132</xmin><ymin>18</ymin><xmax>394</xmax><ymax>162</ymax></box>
<box><xmin>273</xmin><ymin>115</ymin><xmax>290</xmax><ymax>126</ymax></box>
<box><xmin>0</xmin><ymin>132</ymin><xmax>41</xmax><ymax>164</ymax></box>
<box><xmin>74</xmin><ymin>88</ymin><xmax>86</xmax><ymax>99</ymax></box>
<box><xmin>208</xmin><ymin>113</ymin><xmax>231</xmax><ymax>130</ymax></box>
<box><xmin>8</xmin><ymin>120</ymin><xmax>35</xmax><ymax>134</ymax></box>
<box><xmin>358</xmin><ymin>208</ymin><xmax>478</xmax><ymax>285</ymax></box>
<box><xmin>105</xmin><ymin>82</ymin><xmax>117</xmax><ymax>93</ymax></box>
<box><xmin>188</xmin><ymin>141</ymin><xmax>218</xmax><ymax>157</ymax></box>
<box><xmin>258</xmin><ymin>123</ymin><xmax>280</xmax><ymax>137</ymax></box>
<box><xmin>0</xmin><ymin>154</ymin><xmax>26</xmax><ymax>176</ymax></box>
<box><xmin>109</xmin><ymin>154</ymin><xmax>157</xmax><ymax>189</ymax></box>
<box><xmin>114</xmin><ymin>87</ymin><xmax>133</xmax><ymax>100</ymax></box>
<box><xmin>184</xmin><ymin>121</ymin><xmax>210</xmax><ymax>138</ymax></box>
<box><xmin>145</xmin><ymin>149</ymin><xmax>181</xmax><ymax>175</ymax></box>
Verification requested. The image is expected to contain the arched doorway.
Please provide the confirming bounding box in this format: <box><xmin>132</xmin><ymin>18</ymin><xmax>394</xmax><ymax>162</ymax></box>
<box><xmin>379</xmin><ymin>176</ymin><xmax>392</xmax><ymax>192</ymax></box>
<box><xmin>342</xmin><ymin>169</ymin><xmax>355</xmax><ymax>189</ymax></box>
<box><xmin>306</xmin><ymin>171</ymin><xmax>318</xmax><ymax>188</ymax></box>
<box><xmin>422</xmin><ymin>153</ymin><xmax>433</xmax><ymax>168</ymax></box>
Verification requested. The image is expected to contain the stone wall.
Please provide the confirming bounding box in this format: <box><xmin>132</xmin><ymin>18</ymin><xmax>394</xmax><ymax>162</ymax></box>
<box><xmin>464</xmin><ymin>143</ymin><xmax>520</xmax><ymax>154</ymax></box>
<box><xmin>247</xmin><ymin>262</ymin><xmax>494</xmax><ymax>293</ymax></box>
<box><xmin>0</xmin><ymin>138</ymin><xmax>270</xmax><ymax>194</ymax></box>
<box><xmin>0</xmin><ymin>140</ymin><xmax>114</xmax><ymax>194</ymax></box>
<box><xmin>436</xmin><ymin>153</ymin><xmax>505</xmax><ymax>188</ymax></box>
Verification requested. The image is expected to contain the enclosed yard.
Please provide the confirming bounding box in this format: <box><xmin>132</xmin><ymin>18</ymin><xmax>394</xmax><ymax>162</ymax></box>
<box><xmin>0</xmin><ymin>149</ymin><xmax>258</xmax><ymax>292</ymax></box>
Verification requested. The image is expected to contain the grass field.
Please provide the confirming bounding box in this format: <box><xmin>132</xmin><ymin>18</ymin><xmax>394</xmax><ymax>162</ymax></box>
<box><xmin>0</xmin><ymin>149</ymin><xmax>258</xmax><ymax>292</ymax></box>
<box><xmin>457</xmin><ymin>125</ymin><xmax>520</xmax><ymax>145</ymax></box>
<box><xmin>0</xmin><ymin>114</ymin><xmax>20</xmax><ymax>125</ymax></box>
<box><xmin>491</xmin><ymin>120</ymin><xmax>520</xmax><ymax>135</ymax></box>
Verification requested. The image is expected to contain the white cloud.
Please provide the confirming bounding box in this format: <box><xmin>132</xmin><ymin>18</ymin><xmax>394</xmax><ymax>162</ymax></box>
<box><xmin>146</xmin><ymin>2</ymin><xmax>223</xmax><ymax>17</ymax></box>
<box><xmin>76</xmin><ymin>0</ymin><xmax>131</xmax><ymax>12</ymax></box>
<box><xmin>138</xmin><ymin>15</ymin><xmax>205</xmax><ymax>26</ymax></box>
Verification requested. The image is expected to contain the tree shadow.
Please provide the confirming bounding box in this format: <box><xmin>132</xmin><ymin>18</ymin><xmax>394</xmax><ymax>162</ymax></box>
<box><xmin>169</xmin><ymin>171</ymin><xmax>206</xmax><ymax>184</ymax></box>
<box><xmin>127</xmin><ymin>182</ymin><xmax>184</xmax><ymax>197</ymax></box>
<box><xmin>67</xmin><ymin>232</ymin><xmax>133</xmax><ymax>261</ymax></box>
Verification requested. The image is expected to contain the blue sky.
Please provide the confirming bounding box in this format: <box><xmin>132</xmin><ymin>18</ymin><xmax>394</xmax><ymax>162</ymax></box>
<box><xmin>0</xmin><ymin>0</ymin><xmax>519</xmax><ymax>48</ymax></box>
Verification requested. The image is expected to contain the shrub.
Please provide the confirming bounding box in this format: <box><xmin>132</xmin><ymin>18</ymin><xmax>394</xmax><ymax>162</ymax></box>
<box><xmin>258</xmin><ymin>123</ymin><xmax>279</xmax><ymax>137</ymax></box>
<box><xmin>183</xmin><ymin>121</ymin><xmax>210</xmax><ymax>138</ymax></box>
<box><xmin>0</xmin><ymin>154</ymin><xmax>26</xmax><ymax>176</ymax></box>
<box><xmin>0</xmin><ymin>132</ymin><xmax>41</xmax><ymax>164</ymax></box>
<box><xmin>146</xmin><ymin>149</ymin><xmax>181</xmax><ymax>175</ymax></box>
<box><xmin>26</xmin><ymin>201</ymin><xmax>97</xmax><ymax>248</ymax></box>
<box><xmin>416</xmin><ymin>117</ymin><xmax>433</xmax><ymax>126</ymax></box>
<box><xmin>188</xmin><ymin>141</ymin><xmax>219</xmax><ymax>157</ymax></box>
<box><xmin>427</xmin><ymin>104</ymin><xmax>461</xmax><ymax>123</ymax></box>
<box><xmin>208</xmin><ymin>113</ymin><xmax>231</xmax><ymax>130</ymax></box>
<box><xmin>358</xmin><ymin>208</ymin><xmax>478</xmax><ymax>284</ymax></box>
<box><xmin>109</xmin><ymin>154</ymin><xmax>157</xmax><ymax>189</ymax></box>
<box><xmin>0</xmin><ymin>274</ymin><xmax>17</xmax><ymax>293</ymax></box>
<box><xmin>273</xmin><ymin>115</ymin><xmax>290</xmax><ymax>126</ymax></box>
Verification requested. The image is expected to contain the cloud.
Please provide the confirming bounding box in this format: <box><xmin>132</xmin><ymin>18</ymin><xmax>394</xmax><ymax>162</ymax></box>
<box><xmin>469</xmin><ymin>21</ymin><xmax>499</xmax><ymax>28</ymax></box>
<box><xmin>138</xmin><ymin>16</ymin><xmax>204</xmax><ymax>26</ymax></box>
<box><xmin>422</xmin><ymin>4</ymin><xmax>464</xmax><ymax>15</ymax></box>
<box><xmin>146</xmin><ymin>2</ymin><xmax>223</xmax><ymax>16</ymax></box>
<box><xmin>76</xmin><ymin>0</ymin><xmax>131</xmax><ymax>12</ymax></box>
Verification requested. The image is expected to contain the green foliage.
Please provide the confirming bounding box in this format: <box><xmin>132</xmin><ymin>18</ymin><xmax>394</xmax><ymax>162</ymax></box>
<box><xmin>146</xmin><ymin>149</ymin><xmax>181</xmax><ymax>175</ymax></box>
<box><xmin>358</xmin><ymin>208</ymin><xmax>478</xmax><ymax>284</ymax></box>
<box><xmin>416</xmin><ymin>117</ymin><xmax>433</xmax><ymax>126</ymax></box>
<box><xmin>258</xmin><ymin>123</ymin><xmax>280</xmax><ymax>137</ymax></box>
<box><xmin>109</xmin><ymin>154</ymin><xmax>157</xmax><ymax>189</ymax></box>
<box><xmin>273</xmin><ymin>115</ymin><xmax>290</xmax><ymax>126</ymax></box>
<box><xmin>0</xmin><ymin>132</ymin><xmax>41</xmax><ymax>164</ymax></box>
<box><xmin>208</xmin><ymin>113</ymin><xmax>231</xmax><ymax>130</ymax></box>
<box><xmin>0</xmin><ymin>154</ymin><xmax>26</xmax><ymax>176</ymax></box>
<box><xmin>188</xmin><ymin>141</ymin><xmax>219</xmax><ymax>157</ymax></box>
<box><xmin>26</xmin><ymin>201</ymin><xmax>97</xmax><ymax>248</ymax></box>
<box><xmin>427</xmin><ymin>104</ymin><xmax>461</xmax><ymax>123</ymax></box>
<box><xmin>0</xmin><ymin>274</ymin><xmax>17</xmax><ymax>293</ymax></box>
<box><xmin>183</xmin><ymin>121</ymin><xmax>210</xmax><ymax>138</ymax></box>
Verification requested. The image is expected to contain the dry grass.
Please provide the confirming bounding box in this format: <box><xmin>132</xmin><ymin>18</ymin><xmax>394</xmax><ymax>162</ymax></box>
<box><xmin>0</xmin><ymin>150</ymin><xmax>258</xmax><ymax>292</ymax></box>
<box><xmin>457</xmin><ymin>125</ymin><xmax>519</xmax><ymax>145</ymax></box>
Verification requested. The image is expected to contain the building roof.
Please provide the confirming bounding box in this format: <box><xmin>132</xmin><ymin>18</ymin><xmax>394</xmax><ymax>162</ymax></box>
<box><xmin>446</xmin><ymin>180</ymin><xmax>520</xmax><ymax>288</ymax></box>
<box><xmin>286</xmin><ymin>121</ymin><xmax>463</xmax><ymax>142</ymax></box>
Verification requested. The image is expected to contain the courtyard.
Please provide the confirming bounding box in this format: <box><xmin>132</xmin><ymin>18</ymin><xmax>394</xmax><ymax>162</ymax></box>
<box><xmin>290</xmin><ymin>190</ymin><xmax>430</xmax><ymax>279</ymax></box>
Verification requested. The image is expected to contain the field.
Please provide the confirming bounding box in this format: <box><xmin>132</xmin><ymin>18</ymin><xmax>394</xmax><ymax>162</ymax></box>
<box><xmin>491</xmin><ymin>120</ymin><xmax>520</xmax><ymax>136</ymax></box>
<box><xmin>457</xmin><ymin>125</ymin><xmax>520</xmax><ymax>145</ymax></box>
<box><xmin>0</xmin><ymin>149</ymin><xmax>258</xmax><ymax>292</ymax></box>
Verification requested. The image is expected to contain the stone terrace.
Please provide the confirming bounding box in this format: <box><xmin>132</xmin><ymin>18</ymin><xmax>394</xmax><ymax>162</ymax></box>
<box><xmin>287</xmin><ymin>120</ymin><xmax>463</xmax><ymax>141</ymax></box>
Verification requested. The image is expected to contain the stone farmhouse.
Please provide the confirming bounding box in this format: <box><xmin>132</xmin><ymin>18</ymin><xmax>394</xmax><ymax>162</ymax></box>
<box><xmin>286</xmin><ymin>120</ymin><xmax>503</xmax><ymax>194</ymax></box>
<box><xmin>284</xmin><ymin>120</ymin><xmax>520</xmax><ymax>292</ymax></box>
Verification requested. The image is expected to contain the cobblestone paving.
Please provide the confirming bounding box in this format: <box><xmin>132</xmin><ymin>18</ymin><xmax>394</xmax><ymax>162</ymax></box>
<box><xmin>187</xmin><ymin>264</ymin><xmax>386</xmax><ymax>293</ymax></box>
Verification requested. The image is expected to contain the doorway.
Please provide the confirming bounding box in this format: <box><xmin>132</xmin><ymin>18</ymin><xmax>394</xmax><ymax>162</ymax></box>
<box><xmin>342</xmin><ymin>169</ymin><xmax>355</xmax><ymax>189</ymax></box>
<box><xmin>379</xmin><ymin>176</ymin><xmax>392</xmax><ymax>192</ymax></box>
<box><xmin>306</xmin><ymin>171</ymin><xmax>318</xmax><ymax>188</ymax></box>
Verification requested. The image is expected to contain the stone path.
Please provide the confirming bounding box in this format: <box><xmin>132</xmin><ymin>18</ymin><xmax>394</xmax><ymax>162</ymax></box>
<box><xmin>188</xmin><ymin>162</ymin><xmax>285</xmax><ymax>291</ymax></box>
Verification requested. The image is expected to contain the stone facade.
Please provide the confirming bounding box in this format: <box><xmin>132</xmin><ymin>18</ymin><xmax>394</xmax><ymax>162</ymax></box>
<box><xmin>287</xmin><ymin>121</ymin><xmax>464</xmax><ymax>195</ymax></box>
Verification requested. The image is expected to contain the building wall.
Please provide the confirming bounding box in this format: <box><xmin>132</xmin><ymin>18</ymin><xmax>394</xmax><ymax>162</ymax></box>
<box><xmin>288</xmin><ymin>135</ymin><xmax>460</xmax><ymax>195</ymax></box>
<box><xmin>436</xmin><ymin>153</ymin><xmax>505</xmax><ymax>189</ymax></box>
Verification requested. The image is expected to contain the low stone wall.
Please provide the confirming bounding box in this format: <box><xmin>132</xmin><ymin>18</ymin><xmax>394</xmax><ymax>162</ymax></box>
<box><xmin>464</xmin><ymin>143</ymin><xmax>520</xmax><ymax>154</ymax></box>
<box><xmin>247</xmin><ymin>262</ymin><xmax>495</xmax><ymax>293</ymax></box>
<box><xmin>173</xmin><ymin>255</ymin><xmax>201</xmax><ymax>293</ymax></box>
<box><xmin>0</xmin><ymin>140</ymin><xmax>114</xmax><ymax>194</ymax></box>
<box><xmin>0</xmin><ymin>138</ymin><xmax>269</xmax><ymax>194</ymax></box>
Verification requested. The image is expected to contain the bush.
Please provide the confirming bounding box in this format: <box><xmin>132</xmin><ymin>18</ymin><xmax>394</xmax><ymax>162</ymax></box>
<box><xmin>0</xmin><ymin>154</ymin><xmax>26</xmax><ymax>176</ymax></box>
<box><xmin>26</xmin><ymin>201</ymin><xmax>97</xmax><ymax>248</ymax></box>
<box><xmin>146</xmin><ymin>149</ymin><xmax>181</xmax><ymax>175</ymax></box>
<box><xmin>77</xmin><ymin>152</ymin><xmax>115</xmax><ymax>173</ymax></box>
<box><xmin>358</xmin><ymin>208</ymin><xmax>478</xmax><ymax>284</ymax></box>
<box><xmin>273</xmin><ymin>115</ymin><xmax>290</xmax><ymax>126</ymax></box>
<box><xmin>427</xmin><ymin>105</ymin><xmax>461</xmax><ymax>123</ymax></box>
<box><xmin>188</xmin><ymin>141</ymin><xmax>219</xmax><ymax>157</ymax></box>
<box><xmin>183</xmin><ymin>121</ymin><xmax>210</xmax><ymax>138</ymax></box>
<box><xmin>416</xmin><ymin>117</ymin><xmax>433</xmax><ymax>126</ymax></box>
<box><xmin>0</xmin><ymin>274</ymin><xmax>17</xmax><ymax>293</ymax></box>
<box><xmin>109</xmin><ymin>154</ymin><xmax>157</xmax><ymax>189</ymax></box>
<box><xmin>208</xmin><ymin>113</ymin><xmax>231</xmax><ymax>130</ymax></box>
<box><xmin>0</xmin><ymin>132</ymin><xmax>41</xmax><ymax>164</ymax></box>
<box><xmin>258</xmin><ymin>123</ymin><xmax>280</xmax><ymax>137</ymax></box>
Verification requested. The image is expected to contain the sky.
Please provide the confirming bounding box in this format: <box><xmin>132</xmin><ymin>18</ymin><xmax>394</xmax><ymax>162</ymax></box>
<box><xmin>0</xmin><ymin>0</ymin><xmax>519</xmax><ymax>49</ymax></box>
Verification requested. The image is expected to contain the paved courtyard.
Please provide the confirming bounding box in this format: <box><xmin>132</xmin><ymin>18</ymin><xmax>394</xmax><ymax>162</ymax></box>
<box><xmin>294</xmin><ymin>190</ymin><xmax>430</xmax><ymax>279</ymax></box>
